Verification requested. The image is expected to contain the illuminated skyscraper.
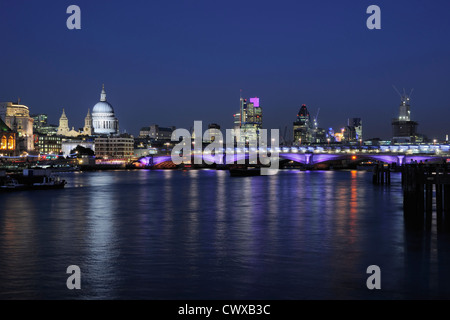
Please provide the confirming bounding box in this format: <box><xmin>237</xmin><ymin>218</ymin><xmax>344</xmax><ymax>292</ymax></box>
<box><xmin>391</xmin><ymin>92</ymin><xmax>418</xmax><ymax>144</ymax></box>
<box><xmin>234</xmin><ymin>97</ymin><xmax>262</xmax><ymax>144</ymax></box>
<box><xmin>293</xmin><ymin>104</ymin><xmax>313</xmax><ymax>145</ymax></box>
<box><xmin>349</xmin><ymin>118</ymin><xmax>362</xmax><ymax>141</ymax></box>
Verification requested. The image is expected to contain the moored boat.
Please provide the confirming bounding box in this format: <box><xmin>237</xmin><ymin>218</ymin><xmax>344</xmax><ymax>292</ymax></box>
<box><xmin>0</xmin><ymin>170</ymin><xmax>67</xmax><ymax>192</ymax></box>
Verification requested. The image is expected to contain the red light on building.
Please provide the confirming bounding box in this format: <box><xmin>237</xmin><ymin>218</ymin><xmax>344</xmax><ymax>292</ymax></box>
<box><xmin>352</xmin><ymin>156</ymin><xmax>357</xmax><ymax>160</ymax></box>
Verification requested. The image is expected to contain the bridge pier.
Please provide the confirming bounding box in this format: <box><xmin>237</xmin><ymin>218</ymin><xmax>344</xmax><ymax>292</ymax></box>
<box><xmin>305</xmin><ymin>153</ymin><xmax>312</xmax><ymax>165</ymax></box>
<box><xmin>397</xmin><ymin>155</ymin><xmax>405</xmax><ymax>166</ymax></box>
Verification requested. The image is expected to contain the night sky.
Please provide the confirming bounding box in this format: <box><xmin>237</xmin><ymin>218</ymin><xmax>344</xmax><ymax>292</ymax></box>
<box><xmin>1</xmin><ymin>0</ymin><xmax>450</xmax><ymax>140</ymax></box>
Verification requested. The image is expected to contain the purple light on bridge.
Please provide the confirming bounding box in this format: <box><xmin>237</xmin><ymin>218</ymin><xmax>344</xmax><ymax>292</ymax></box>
<box><xmin>225</xmin><ymin>153</ymin><xmax>247</xmax><ymax>164</ymax></box>
<box><xmin>281</xmin><ymin>154</ymin><xmax>307</xmax><ymax>164</ymax></box>
<box><xmin>310</xmin><ymin>154</ymin><xmax>343</xmax><ymax>164</ymax></box>
<box><xmin>139</xmin><ymin>157</ymin><xmax>150</xmax><ymax>166</ymax></box>
<box><xmin>250</xmin><ymin>97</ymin><xmax>260</xmax><ymax>107</ymax></box>
<box><xmin>369</xmin><ymin>155</ymin><xmax>399</xmax><ymax>164</ymax></box>
<box><xmin>198</xmin><ymin>154</ymin><xmax>223</xmax><ymax>164</ymax></box>
<box><xmin>152</xmin><ymin>156</ymin><xmax>172</xmax><ymax>165</ymax></box>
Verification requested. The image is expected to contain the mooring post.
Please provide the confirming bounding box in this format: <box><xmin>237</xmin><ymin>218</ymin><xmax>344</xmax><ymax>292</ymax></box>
<box><xmin>425</xmin><ymin>167</ymin><xmax>433</xmax><ymax>231</ymax></box>
<box><xmin>436</xmin><ymin>180</ymin><xmax>443</xmax><ymax>231</ymax></box>
<box><xmin>417</xmin><ymin>167</ymin><xmax>424</xmax><ymax>225</ymax></box>
<box><xmin>444</xmin><ymin>182</ymin><xmax>450</xmax><ymax>230</ymax></box>
<box><xmin>387</xmin><ymin>164</ymin><xmax>391</xmax><ymax>185</ymax></box>
<box><xmin>372</xmin><ymin>164</ymin><xmax>378</xmax><ymax>184</ymax></box>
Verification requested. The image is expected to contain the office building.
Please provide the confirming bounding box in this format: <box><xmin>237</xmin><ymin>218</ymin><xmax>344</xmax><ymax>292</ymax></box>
<box><xmin>234</xmin><ymin>97</ymin><xmax>262</xmax><ymax>144</ymax></box>
<box><xmin>95</xmin><ymin>136</ymin><xmax>134</xmax><ymax>159</ymax></box>
<box><xmin>293</xmin><ymin>104</ymin><xmax>313</xmax><ymax>145</ymax></box>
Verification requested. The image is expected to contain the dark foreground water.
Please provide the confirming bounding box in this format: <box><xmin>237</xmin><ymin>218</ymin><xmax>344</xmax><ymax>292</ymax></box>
<box><xmin>1</xmin><ymin>169</ymin><xmax>450</xmax><ymax>300</ymax></box>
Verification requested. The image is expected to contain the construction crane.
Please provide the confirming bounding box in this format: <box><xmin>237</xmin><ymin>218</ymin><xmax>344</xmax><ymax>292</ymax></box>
<box><xmin>393</xmin><ymin>85</ymin><xmax>414</xmax><ymax>102</ymax></box>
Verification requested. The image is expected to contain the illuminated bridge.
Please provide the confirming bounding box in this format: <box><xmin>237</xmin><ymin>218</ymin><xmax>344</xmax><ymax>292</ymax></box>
<box><xmin>140</xmin><ymin>144</ymin><xmax>450</xmax><ymax>167</ymax></box>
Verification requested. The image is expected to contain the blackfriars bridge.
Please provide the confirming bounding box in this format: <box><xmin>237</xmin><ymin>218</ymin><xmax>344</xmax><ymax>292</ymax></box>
<box><xmin>140</xmin><ymin>144</ymin><xmax>450</xmax><ymax>167</ymax></box>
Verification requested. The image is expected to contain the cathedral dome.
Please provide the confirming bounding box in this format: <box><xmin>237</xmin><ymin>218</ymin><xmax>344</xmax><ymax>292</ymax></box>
<box><xmin>91</xmin><ymin>84</ymin><xmax>119</xmax><ymax>135</ymax></box>
<box><xmin>92</xmin><ymin>101</ymin><xmax>114</xmax><ymax>114</ymax></box>
<box><xmin>92</xmin><ymin>84</ymin><xmax>114</xmax><ymax>114</ymax></box>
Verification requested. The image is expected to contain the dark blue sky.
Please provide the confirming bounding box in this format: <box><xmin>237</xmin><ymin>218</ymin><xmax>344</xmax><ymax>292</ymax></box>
<box><xmin>1</xmin><ymin>0</ymin><xmax>450</xmax><ymax>140</ymax></box>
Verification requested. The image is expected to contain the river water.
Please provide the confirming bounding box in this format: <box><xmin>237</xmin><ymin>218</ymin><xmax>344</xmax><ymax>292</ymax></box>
<box><xmin>0</xmin><ymin>169</ymin><xmax>449</xmax><ymax>299</ymax></box>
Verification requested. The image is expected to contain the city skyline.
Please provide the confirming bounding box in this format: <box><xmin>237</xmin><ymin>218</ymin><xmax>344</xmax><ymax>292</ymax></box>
<box><xmin>2</xmin><ymin>0</ymin><xmax>450</xmax><ymax>303</ymax></box>
<box><xmin>1</xmin><ymin>0</ymin><xmax>450</xmax><ymax>140</ymax></box>
<box><xmin>2</xmin><ymin>85</ymin><xmax>444</xmax><ymax>143</ymax></box>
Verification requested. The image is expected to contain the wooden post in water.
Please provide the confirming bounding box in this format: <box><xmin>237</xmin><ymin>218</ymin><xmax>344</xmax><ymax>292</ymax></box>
<box><xmin>417</xmin><ymin>167</ymin><xmax>425</xmax><ymax>227</ymax></box>
<box><xmin>373</xmin><ymin>165</ymin><xmax>377</xmax><ymax>184</ymax></box>
<box><xmin>425</xmin><ymin>167</ymin><xmax>433</xmax><ymax>230</ymax></box>
<box><xmin>386</xmin><ymin>164</ymin><xmax>391</xmax><ymax>185</ymax></box>
<box><xmin>436</xmin><ymin>180</ymin><xmax>443</xmax><ymax>231</ymax></box>
<box><xmin>402</xmin><ymin>163</ymin><xmax>450</xmax><ymax>231</ymax></box>
<box><xmin>444</xmin><ymin>183</ymin><xmax>450</xmax><ymax>230</ymax></box>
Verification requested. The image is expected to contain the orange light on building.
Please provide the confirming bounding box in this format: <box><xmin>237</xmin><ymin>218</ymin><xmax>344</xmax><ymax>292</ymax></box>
<box><xmin>352</xmin><ymin>155</ymin><xmax>357</xmax><ymax>160</ymax></box>
<box><xmin>8</xmin><ymin>136</ymin><xmax>15</xmax><ymax>150</ymax></box>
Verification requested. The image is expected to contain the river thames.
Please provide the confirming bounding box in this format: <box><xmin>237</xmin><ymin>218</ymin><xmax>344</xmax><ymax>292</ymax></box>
<box><xmin>0</xmin><ymin>169</ymin><xmax>449</xmax><ymax>299</ymax></box>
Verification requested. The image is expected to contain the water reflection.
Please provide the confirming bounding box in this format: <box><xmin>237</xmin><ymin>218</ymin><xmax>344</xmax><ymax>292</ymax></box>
<box><xmin>79</xmin><ymin>173</ymin><xmax>119</xmax><ymax>298</ymax></box>
<box><xmin>1</xmin><ymin>170</ymin><xmax>450</xmax><ymax>299</ymax></box>
<box><xmin>0</xmin><ymin>196</ymin><xmax>39</xmax><ymax>298</ymax></box>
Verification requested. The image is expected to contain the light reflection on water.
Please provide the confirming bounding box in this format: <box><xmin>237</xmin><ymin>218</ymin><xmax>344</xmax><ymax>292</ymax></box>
<box><xmin>0</xmin><ymin>169</ymin><xmax>450</xmax><ymax>299</ymax></box>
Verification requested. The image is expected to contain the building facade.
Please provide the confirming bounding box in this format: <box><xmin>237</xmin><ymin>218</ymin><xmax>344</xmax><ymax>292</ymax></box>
<box><xmin>140</xmin><ymin>125</ymin><xmax>176</xmax><ymax>142</ymax></box>
<box><xmin>94</xmin><ymin>136</ymin><xmax>134</xmax><ymax>159</ymax></box>
<box><xmin>36</xmin><ymin>135</ymin><xmax>62</xmax><ymax>155</ymax></box>
<box><xmin>57</xmin><ymin>109</ymin><xmax>93</xmax><ymax>137</ymax></box>
<box><xmin>31</xmin><ymin>113</ymin><xmax>58</xmax><ymax>136</ymax></box>
<box><xmin>0</xmin><ymin>101</ymin><xmax>34</xmax><ymax>152</ymax></box>
<box><xmin>0</xmin><ymin>117</ymin><xmax>16</xmax><ymax>156</ymax></box>
<box><xmin>349</xmin><ymin>118</ymin><xmax>362</xmax><ymax>141</ymax></box>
